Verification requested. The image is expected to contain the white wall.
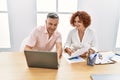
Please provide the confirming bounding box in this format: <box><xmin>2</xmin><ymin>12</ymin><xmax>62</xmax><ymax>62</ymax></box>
<box><xmin>5</xmin><ymin>0</ymin><xmax>36</xmax><ymax>51</ymax></box>
<box><xmin>78</xmin><ymin>0</ymin><xmax>120</xmax><ymax>51</ymax></box>
<box><xmin>2</xmin><ymin>0</ymin><xmax>119</xmax><ymax>51</ymax></box>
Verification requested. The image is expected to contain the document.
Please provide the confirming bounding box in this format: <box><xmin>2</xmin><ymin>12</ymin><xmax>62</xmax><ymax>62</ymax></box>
<box><xmin>70</xmin><ymin>47</ymin><xmax>89</xmax><ymax>58</ymax></box>
<box><xmin>63</xmin><ymin>53</ymin><xmax>85</xmax><ymax>64</ymax></box>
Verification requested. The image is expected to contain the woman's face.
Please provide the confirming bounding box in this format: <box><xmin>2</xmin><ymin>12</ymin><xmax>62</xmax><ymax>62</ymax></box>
<box><xmin>74</xmin><ymin>16</ymin><xmax>85</xmax><ymax>30</ymax></box>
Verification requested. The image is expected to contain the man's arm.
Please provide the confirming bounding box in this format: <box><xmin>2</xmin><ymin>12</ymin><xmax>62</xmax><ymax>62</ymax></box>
<box><xmin>24</xmin><ymin>45</ymin><xmax>33</xmax><ymax>50</ymax></box>
<box><xmin>56</xmin><ymin>42</ymin><xmax>63</xmax><ymax>59</ymax></box>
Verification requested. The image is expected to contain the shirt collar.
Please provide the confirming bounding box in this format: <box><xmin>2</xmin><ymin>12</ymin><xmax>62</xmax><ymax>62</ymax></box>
<box><xmin>44</xmin><ymin>25</ymin><xmax>48</xmax><ymax>34</ymax></box>
<box><xmin>44</xmin><ymin>26</ymin><xmax>56</xmax><ymax>36</ymax></box>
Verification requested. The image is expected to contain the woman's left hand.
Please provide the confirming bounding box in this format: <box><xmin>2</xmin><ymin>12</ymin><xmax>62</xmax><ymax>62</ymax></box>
<box><xmin>88</xmin><ymin>48</ymin><xmax>95</xmax><ymax>54</ymax></box>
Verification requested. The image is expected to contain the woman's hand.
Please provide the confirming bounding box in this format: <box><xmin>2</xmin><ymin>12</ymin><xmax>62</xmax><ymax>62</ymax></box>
<box><xmin>80</xmin><ymin>52</ymin><xmax>88</xmax><ymax>57</ymax></box>
<box><xmin>64</xmin><ymin>48</ymin><xmax>73</xmax><ymax>56</ymax></box>
<box><xmin>88</xmin><ymin>48</ymin><xmax>95</xmax><ymax>54</ymax></box>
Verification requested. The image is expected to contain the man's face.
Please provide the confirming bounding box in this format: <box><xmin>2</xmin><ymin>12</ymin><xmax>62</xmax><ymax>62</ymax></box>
<box><xmin>46</xmin><ymin>18</ymin><xmax>59</xmax><ymax>35</ymax></box>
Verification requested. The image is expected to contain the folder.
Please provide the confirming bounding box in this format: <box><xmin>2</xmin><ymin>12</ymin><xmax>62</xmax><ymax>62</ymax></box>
<box><xmin>90</xmin><ymin>74</ymin><xmax>120</xmax><ymax>80</ymax></box>
<box><xmin>94</xmin><ymin>52</ymin><xmax>116</xmax><ymax>65</ymax></box>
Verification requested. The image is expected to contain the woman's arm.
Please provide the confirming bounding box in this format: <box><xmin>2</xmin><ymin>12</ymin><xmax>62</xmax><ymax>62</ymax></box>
<box><xmin>64</xmin><ymin>30</ymin><xmax>73</xmax><ymax>55</ymax></box>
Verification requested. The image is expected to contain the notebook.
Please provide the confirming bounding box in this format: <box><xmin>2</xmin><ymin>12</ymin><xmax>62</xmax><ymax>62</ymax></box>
<box><xmin>90</xmin><ymin>74</ymin><xmax>120</xmax><ymax>80</ymax></box>
<box><xmin>24</xmin><ymin>50</ymin><xmax>58</xmax><ymax>69</ymax></box>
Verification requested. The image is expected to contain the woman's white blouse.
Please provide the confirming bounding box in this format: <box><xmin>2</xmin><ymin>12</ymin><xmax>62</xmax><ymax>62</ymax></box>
<box><xmin>64</xmin><ymin>28</ymin><xmax>97</xmax><ymax>51</ymax></box>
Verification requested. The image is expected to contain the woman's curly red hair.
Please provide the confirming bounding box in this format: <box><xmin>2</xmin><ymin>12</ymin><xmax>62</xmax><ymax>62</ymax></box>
<box><xmin>70</xmin><ymin>11</ymin><xmax>91</xmax><ymax>28</ymax></box>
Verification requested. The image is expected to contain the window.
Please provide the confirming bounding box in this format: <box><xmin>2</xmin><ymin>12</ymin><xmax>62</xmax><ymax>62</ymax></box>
<box><xmin>0</xmin><ymin>0</ymin><xmax>11</xmax><ymax>48</ymax></box>
<box><xmin>37</xmin><ymin>0</ymin><xmax>78</xmax><ymax>45</ymax></box>
<box><xmin>116</xmin><ymin>19</ymin><xmax>120</xmax><ymax>48</ymax></box>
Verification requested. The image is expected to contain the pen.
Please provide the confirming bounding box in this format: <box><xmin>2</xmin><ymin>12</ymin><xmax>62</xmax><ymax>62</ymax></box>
<box><xmin>115</xmin><ymin>53</ymin><xmax>120</xmax><ymax>56</ymax></box>
<box><xmin>93</xmin><ymin>54</ymin><xmax>97</xmax><ymax>58</ymax></box>
<box><xmin>68</xmin><ymin>56</ymin><xmax>79</xmax><ymax>60</ymax></box>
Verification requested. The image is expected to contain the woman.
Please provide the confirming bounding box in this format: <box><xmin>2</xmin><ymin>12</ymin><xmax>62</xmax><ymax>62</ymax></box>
<box><xmin>64</xmin><ymin>11</ymin><xmax>97</xmax><ymax>58</ymax></box>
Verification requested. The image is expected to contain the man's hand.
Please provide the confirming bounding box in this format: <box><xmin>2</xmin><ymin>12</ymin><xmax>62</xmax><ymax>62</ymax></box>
<box><xmin>24</xmin><ymin>45</ymin><xmax>33</xmax><ymax>50</ymax></box>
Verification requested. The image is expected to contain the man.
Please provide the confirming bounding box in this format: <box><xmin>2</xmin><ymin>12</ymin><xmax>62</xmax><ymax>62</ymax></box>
<box><xmin>24</xmin><ymin>13</ymin><xmax>62</xmax><ymax>59</ymax></box>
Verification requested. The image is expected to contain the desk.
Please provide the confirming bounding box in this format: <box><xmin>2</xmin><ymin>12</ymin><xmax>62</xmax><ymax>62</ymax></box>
<box><xmin>0</xmin><ymin>52</ymin><xmax>120</xmax><ymax>80</ymax></box>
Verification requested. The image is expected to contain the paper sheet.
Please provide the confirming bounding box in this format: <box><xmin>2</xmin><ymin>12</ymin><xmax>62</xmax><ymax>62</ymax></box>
<box><xmin>63</xmin><ymin>53</ymin><xmax>85</xmax><ymax>64</ymax></box>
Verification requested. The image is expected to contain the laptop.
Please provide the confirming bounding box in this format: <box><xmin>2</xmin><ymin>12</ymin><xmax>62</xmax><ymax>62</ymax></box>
<box><xmin>24</xmin><ymin>50</ymin><xmax>58</xmax><ymax>69</ymax></box>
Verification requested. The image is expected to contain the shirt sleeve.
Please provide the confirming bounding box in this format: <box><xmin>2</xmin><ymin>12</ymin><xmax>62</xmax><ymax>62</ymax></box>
<box><xmin>25</xmin><ymin>27</ymin><xmax>38</xmax><ymax>47</ymax></box>
<box><xmin>56</xmin><ymin>33</ymin><xmax>62</xmax><ymax>43</ymax></box>
<box><xmin>64</xmin><ymin>30</ymin><xmax>72</xmax><ymax>49</ymax></box>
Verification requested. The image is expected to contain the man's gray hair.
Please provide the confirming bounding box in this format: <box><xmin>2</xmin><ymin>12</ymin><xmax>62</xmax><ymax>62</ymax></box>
<box><xmin>47</xmin><ymin>13</ymin><xmax>59</xmax><ymax>19</ymax></box>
